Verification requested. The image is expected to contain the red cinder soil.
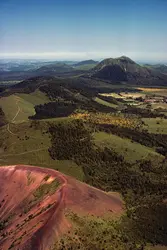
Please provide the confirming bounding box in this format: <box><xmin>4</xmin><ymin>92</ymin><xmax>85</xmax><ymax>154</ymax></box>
<box><xmin>0</xmin><ymin>165</ymin><xmax>124</xmax><ymax>250</ymax></box>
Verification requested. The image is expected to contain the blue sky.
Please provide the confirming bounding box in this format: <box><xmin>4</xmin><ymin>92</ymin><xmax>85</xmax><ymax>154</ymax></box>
<box><xmin>0</xmin><ymin>0</ymin><xmax>167</xmax><ymax>62</ymax></box>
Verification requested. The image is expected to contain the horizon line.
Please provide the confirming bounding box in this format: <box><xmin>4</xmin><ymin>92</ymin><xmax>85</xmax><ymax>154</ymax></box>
<box><xmin>0</xmin><ymin>52</ymin><xmax>166</xmax><ymax>63</ymax></box>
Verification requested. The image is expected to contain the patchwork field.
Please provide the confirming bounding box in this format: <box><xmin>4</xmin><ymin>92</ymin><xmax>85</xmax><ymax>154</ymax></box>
<box><xmin>99</xmin><ymin>93</ymin><xmax>123</xmax><ymax>98</ymax></box>
<box><xmin>99</xmin><ymin>92</ymin><xmax>146</xmax><ymax>99</ymax></box>
<box><xmin>151</xmin><ymin>103</ymin><xmax>167</xmax><ymax>110</ymax></box>
<box><xmin>137</xmin><ymin>87</ymin><xmax>167</xmax><ymax>97</ymax></box>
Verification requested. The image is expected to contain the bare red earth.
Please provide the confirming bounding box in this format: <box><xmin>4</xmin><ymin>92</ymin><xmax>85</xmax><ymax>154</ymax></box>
<box><xmin>0</xmin><ymin>165</ymin><xmax>123</xmax><ymax>250</ymax></box>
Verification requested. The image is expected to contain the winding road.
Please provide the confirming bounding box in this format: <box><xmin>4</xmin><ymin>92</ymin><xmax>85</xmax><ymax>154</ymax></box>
<box><xmin>0</xmin><ymin>96</ymin><xmax>48</xmax><ymax>161</ymax></box>
<box><xmin>6</xmin><ymin>96</ymin><xmax>21</xmax><ymax>135</ymax></box>
<box><xmin>0</xmin><ymin>147</ymin><xmax>48</xmax><ymax>158</ymax></box>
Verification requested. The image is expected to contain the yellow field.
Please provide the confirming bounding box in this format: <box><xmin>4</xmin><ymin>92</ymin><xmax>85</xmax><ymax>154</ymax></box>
<box><xmin>138</xmin><ymin>87</ymin><xmax>167</xmax><ymax>97</ymax></box>
<box><xmin>99</xmin><ymin>92</ymin><xmax>145</xmax><ymax>99</ymax></box>
<box><xmin>99</xmin><ymin>93</ymin><xmax>123</xmax><ymax>98</ymax></box>
<box><xmin>71</xmin><ymin>112</ymin><xmax>140</xmax><ymax>129</ymax></box>
<box><xmin>137</xmin><ymin>88</ymin><xmax>167</xmax><ymax>92</ymax></box>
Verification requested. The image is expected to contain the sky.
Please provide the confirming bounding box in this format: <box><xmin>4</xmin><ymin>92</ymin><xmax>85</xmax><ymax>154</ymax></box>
<box><xmin>0</xmin><ymin>0</ymin><xmax>167</xmax><ymax>62</ymax></box>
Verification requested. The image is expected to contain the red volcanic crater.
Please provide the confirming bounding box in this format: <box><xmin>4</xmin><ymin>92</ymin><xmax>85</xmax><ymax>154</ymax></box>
<box><xmin>0</xmin><ymin>165</ymin><xmax>123</xmax><ymax>250</ymax></box>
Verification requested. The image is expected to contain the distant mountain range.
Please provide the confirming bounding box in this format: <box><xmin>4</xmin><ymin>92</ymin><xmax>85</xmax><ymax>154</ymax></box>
<box><xmin>144</xmin><ymin>64</ymin><xmax>167</xmax><ymax>75</ymax></box>
<box><xmin>1</xmin><ymin>56</ymin><xmax>167</xmax><ymax>85</ymax></box>
<box><xmin>35</xmin><ymin>62</ymin><xmax>74</xmax><ymax>73</ymax></box>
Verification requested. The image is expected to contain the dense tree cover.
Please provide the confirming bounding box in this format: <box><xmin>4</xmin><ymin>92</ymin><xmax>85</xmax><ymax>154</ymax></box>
<box><xmin>0</xmin><ymin>87</ymin><xmax>5</xmax><ymax>93</ymax></box>
<box><xmin>122</xmin><ymin>105</ymin><xmax>167</xmax><ymax>118</ymax></box>
<box><xmin>11</xmin><ymin>76</ymin><xmax>56</xmax><ymax>94</ymax></box>
<box><xmin>30</xmin><ymin>82</ymin><xmax>119</xmax><ymax>119</ymax></box>
<box><xmin>30</xmin><ymin>101</ymin><xmax>76</xmax><ymax>119</ymax></box>
<box><xmin>39</xmin><ymin>79</ymin><xmax>99</xmax><ymax>99</ymax></box>
<box><xmin>0</xmin><ymin>107</ymin><xmax>7</xmax><ymax>127</ymax></box>
<box><xmin>93</xmin><ymin>64</ymin><xmax>128</xmax><ymax>81</ymax></box>
<box><xmin>39</xmin><ymin>77</ymin><xmax>142</xmax><ymax>98</ymax></box>
<box><xmin>30</xmin><ymin>98</ymin><xmax>117</xmax><ymax>119</ymax></box>
<box><xmin>48</xmin><ymin>120</ymin><xmax>167</xmax><ymax>248</ymax></box>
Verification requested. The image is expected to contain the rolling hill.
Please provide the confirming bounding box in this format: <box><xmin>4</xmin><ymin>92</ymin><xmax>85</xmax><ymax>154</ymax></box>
<box><xmin>74</xmin><ymin>60</ymin><xmax>98</xmax><ymax>66</ymax></box>
<box><xmin>73</xmin><ymin>60</ymin><xmax>98</xmax><ymax>70</ymax></box>
<box><xmin>0</xmin><ymin>63</ymin><xmax>85</xmax><ymax>81</ymax></box>
<box><xmin>144</xmin><ymin>64</ymin><xmax>167</xmax><ymax>75</ymax></box>
<box><xmin>35</xmin><ymin>63</ymin><xmax>74</xmax><ymax>73</ymax></box>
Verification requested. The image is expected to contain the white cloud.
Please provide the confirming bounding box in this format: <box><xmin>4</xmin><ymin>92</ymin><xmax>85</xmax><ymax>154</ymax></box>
<box><xmin>0</xmin><ymin>51</ymin><xmax>166</xmax><ymax>62</ymax></box>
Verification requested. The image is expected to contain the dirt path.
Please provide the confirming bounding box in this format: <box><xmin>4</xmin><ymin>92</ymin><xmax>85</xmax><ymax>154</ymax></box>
<box><xmin>0</xmin><ymin>147</ymin><xmax>48</xmax><ymax>158</ymax></box>
<box><xmin>12</xmin><ymin>104</ymin><xmax>21</xmax><ymax>122</ymax></box>
<box><xmin>6</xmin><ymin>123</ymin><xmax>17</xmax><ymax>135</ymax></box>
<box><xmin>6</xmin><ymin>96</ymin><xmax>21</xmax><ymax>135</ymax></box>
<box><xmin>2</xmin><ymin>97</ymin><xmax>49</xmax><ymax>160</ymax></box>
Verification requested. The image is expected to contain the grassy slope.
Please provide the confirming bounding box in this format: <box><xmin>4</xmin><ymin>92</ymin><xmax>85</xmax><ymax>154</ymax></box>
<box><xmin>53</xmin><ymin>213</ymin><xmax>125</xmax><ymax>250</ymax></box>
<box><xmin>147</xmin><ymin>247</ymin><xmax>167</xmax><ymax>250</ymax></box>
<box><xmin>0</xmin><ymin>120</ymin><xmax>84</xmax><ymax>181</ymax></box>
<box><xmin>143</xmin><ymin>118</ymin><xmax>167</xmax><ymax>134</ymax></box>
<box><xmin>54</xmin><ymin>212</ymin><xmax>167</xmax><ymax>250</ymax></box>
<box><xmin>152</xmin><ymin>103</ymin><xmax>167</xmax><ymax>110</ymax></box>
<box><xmin>0</xmin><ymin>95</ymin><xmax>22</xmax><ymax>122</ymax></box>
<box><xmin>0</xmin><ymin>90</ymin><xmax>50</xmax><ymax>123</ymax></box>
<box><xmin>16</xmin><ymin>89</ymin><xmax>49</xmax><ymax>105</ymax></box>
<box><xmin>94</xmin><ymin>97</ymin><xmax>118</xmax><ymax>108</ymax></box>
<box><xmin>74</xmin><ymin>63</ymin><xmax>97</xmax><ymax>70</ymax></box>
<box><xmin>93</xmin><ymin>131</ymin><xmax>163</xmax><ymax>164</ymax></box>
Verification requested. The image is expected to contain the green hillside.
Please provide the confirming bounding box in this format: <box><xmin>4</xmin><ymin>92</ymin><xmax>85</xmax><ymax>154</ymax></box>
<box><xmin>1</xmin><ymin>74</ymin><xmax>167</xmax><ymax>249</ymax></box>
<box><xmin>93</xmin><ymin>131</ymin><xmax>164</xmax><ymax>163</ymax></box>
<box><xmin>0</xmin><ymin>90</ymin><xmax>49</xmax><ymax>123</ymax></box>
<box><xmin>0</xmin><ymin>120</ymin><xmax>84</xmax><ymax>181</ymax></box>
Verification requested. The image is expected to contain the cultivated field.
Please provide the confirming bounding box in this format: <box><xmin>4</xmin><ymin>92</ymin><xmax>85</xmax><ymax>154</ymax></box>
<box><xmin>138</xmin><ymin>87</ymin><xmax>167</xmax><ymax>97</ymax></box>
